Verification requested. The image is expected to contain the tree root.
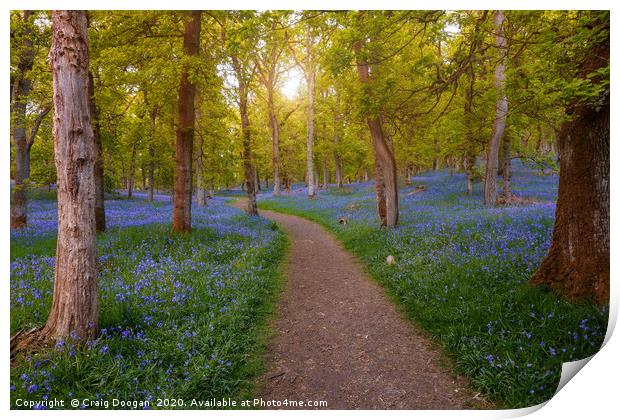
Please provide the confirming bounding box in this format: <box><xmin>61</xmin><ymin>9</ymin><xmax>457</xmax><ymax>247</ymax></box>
<box><xmin>10</xmin><ymin>326</ymin><xmax>51</xmax><ymax>361</ymax></box>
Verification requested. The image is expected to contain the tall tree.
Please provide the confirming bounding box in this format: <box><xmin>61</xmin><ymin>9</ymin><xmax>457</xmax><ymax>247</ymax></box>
<box><xmin>10</xmin><ymin>10</ymin><xmax>47</xmax><ymax>229</ymax></box>
<box><xmin>147</xmin><ymin>103</ymin><xmax>158</xmax><ymax>202</ymax></box>
<box><xmin>172</xmin><ymin>11</ymin><xmax>201</xmax><ymax>233</ymax></box>
<box><xmin>483</xmin><ymin>10</ymin><xmax>508</xmax><ymax>206</ymax></box>
<box><xmin>303</xmin><ymin>24</ymin><xmax>317</xmax><ymax>198</ymax></box>
<box><xmin>255</xmin><ymin>12</ymin><xmax>289</xmax><ymax>196</ymax></box>
<box><xmin>333</xmin><ymin>94</ymin><xmax>344</xmax><ymax>188</ymax></box>
<box><xmin>88</xmin><ymin>71</ymin><xmax>106</xmax><ymax>231</ymax></box>
<box><xmin>232</xmin><ymin>53</ymin><xmax>258</xmax><ymax>215</ymax></box>
<box><xmin>14</xmin><ymin>10</ymin><xmax>99</xmax><ymax>348</ymax></box>
<box><xmin>352</xmin><ymin>18</ymin><xmax>399</xmax><ymax>228</ymax></box>
<box><xmin>288</xmin><ymin>15</ymin><xmax>320</xmax><ymax>198</ymax></box>
<box><xmin>531</xmin><ymin>13</ymin><xmax>609</xmax><ymax>305</ymax></box>
<box><xmin>462</xmin><ymin>11</ymin><xmax>487</xmax><ymax>196</ymax></box>
<box><xmin>195</xmin><ymin>96</ymin><xmax>207</xmax><ymax>207</ymax></box>
<box><xmin>224</xmin><ymin>12</ymin><xmax>259</xmax><ymax>215</ymax></box>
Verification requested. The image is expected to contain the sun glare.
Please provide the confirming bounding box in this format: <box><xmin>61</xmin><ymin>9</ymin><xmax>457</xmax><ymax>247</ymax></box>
<box><xmin>281</xmin><ymin>67</ymin><xmax>304</xmax><ymax>99</ymax></box>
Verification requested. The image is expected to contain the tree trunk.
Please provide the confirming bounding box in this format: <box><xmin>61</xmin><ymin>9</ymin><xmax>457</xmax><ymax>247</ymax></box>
<box><xmin>88</xmin><ymin>72</ymin><xmax>106</xmax><ymax>231</ymax></box>
<box><xmin>121</xmin><ymin>160</ymin><xmax>127</xmax><ymax>191</ymax></box>
<box><xmin>268</xmin><ymin>89</ymin><xmax>281</xmax><ymax>196</ymax></box>
<box><xmin>305</xmin><ymin>25</ymin><xmax>316</xmax><ymax>198</ymax></box>
<box><xmin>374</xmin><ymin>157</ymin><xmax>387</xmax><ymax>225</ymax></box>
<box><xmin>354</xmin><ymin>39</ymin><xmax>399</xmax><ymax>228</ymax></box>
<box><xmin>195</xmin><ymin>147</ymin><xmax>207</xmax><ymax>206</ymax></box>
<box><xmin>322</xmin><ymin>154</ymin><xmax>329</xmax><ymax>188</ymax></box>
<box><xmin>43</xmin><ymin>10</ymin><xmax>98</xmax><ymax>341</ymax></box>
<box><xmin>231</xmin><ymin>53</ymin><xmax>258</xmax><ymax>215</ymax></box>
<box><xmin>147</xmin><ymin>105</ymin><xmax>157</xmax><ymax>202</ymax></box>
<box><xmin>530</xmin><ymin>20</ymin><xmax>609</xmax><ymax>305</ymax></box>
<box><xmin>10</xmin><ymin>10</ymin><xmax>35</xmax><ymax>229</ymax></box>
<box><xmin>483</xmin><ymin>10</ymin><xmax>508</xmax><ymax>206</ymax></box>
<box><xmin>195</xmin><ymin>100</ymin><xmax>207</xmax><ymax>207</ymax></box>
<box><xmin>172</xmin><ymin>11</ymin><xmax>201</xmax><ymax>233</ymax></box>
<box><xmin>127</xmin><ymin>142</ymin><xmax>137</xmax><ymax>198</ymax></box>
<box><xmin>501</xmin><ymin>133</ymin><xmax>511</xmax><ymax>198</ymax></box>
<box><xmin>333</xmin><ymin>96</ymin><xmax>344</xmax><ymax>188</ymax></box>
<box><xmin>241</xmin><ymin>92</ymin><xmax>258</xmax><ymax>214</ymax></box>
<box><xmin>141</xmin><ymin>164</ymin><xmax>146</xmax><ymax>191</ymax></box>
<box><xmin>254</xmin><ymin>166</ymin><xmax>260</xmax><ymax>193</ymax></box>
<box><xmin>312</xmin><ymin>165</ymin><xmax>318</xmax><ymax>190</ymax></box>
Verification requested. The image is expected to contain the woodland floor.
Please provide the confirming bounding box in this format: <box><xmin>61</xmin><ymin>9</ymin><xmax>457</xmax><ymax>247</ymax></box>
<box><xmin>232</xmin><ymin>199</ymin><xmax>479</xmax><ymax>409</ymax></box>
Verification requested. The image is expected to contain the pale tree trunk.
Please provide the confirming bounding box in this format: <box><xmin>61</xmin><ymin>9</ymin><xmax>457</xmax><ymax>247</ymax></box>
<box><xmin>172</xmin><ymin>11</ymin><xmax>201</xmax><ymax>233</ymax></box>
<box><xmin>354</xmin><ymin>39</ymin><xmax>399</xmax><ymax>228</ymax></box>
<box><xmin>531</xmin><ymin>20</ymin><xmax>609</xmax><ymax>305</ymax></box>
<box><xmin>305</xmin><ymin>25</ymin><xmax>316</xmax><ymax>198</ymax></box>
<box><xmin>10</xmin><ymin>10</ymin><xmax>35</xmax><ymax>229</ymax></box>
<box><xmin>88</xmin><ymin>71</ymin><xmax>106</xmax><ymax>231</ymax></box>
<box><xmin>483</xmin><ymin>10</ymin><xmax>508</xmax><ymax>206</ymax></box>
<box><xmin>39</xmin><ymin>10</ymin><xmax>98</xmax><ymax>343</ymax></box>
<box><xmin>268</xmin><ymin>89</ymin><xmax>281</xmax><ymax>196</ymax></box>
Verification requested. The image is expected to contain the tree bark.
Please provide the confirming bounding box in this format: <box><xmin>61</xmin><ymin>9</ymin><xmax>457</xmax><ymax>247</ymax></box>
<box><xmin>501</xmin><ymin>132</ymin><xmax>511</xmax><ymax>198</ymax></box>
<box><xmin>195</xmin><ymin>97</ymin><xmax>207</xmax><ymax>207</ymax></box>
<box><xmin>195</xmin><ymin>137</ymin><xmax>207</xmax><ymax>206</ymax></box>
<box><xmin>530</xmin><ymin>20</ymin><xmax>609</xmax><ymax>305</ymax></box>
<box><xmin>172</xmin><ymin>11</ymin><xmax>201</xmax><ymax>233</ymax></box>
<box><xmin>147</xmin><ymin>105</ymin><xmax>157</xmax><ymax>202</ymax></box>
<box><xmin>241</xmin><ymin>89</ymin><xmax>258</xmax><ymax>214</ymax></box>
<box><xmin>231</xmin><ymin>53</ymin><xmax>258</xmax><ymax>215</ymax></box>
<box><xmin>127</xmin><ymin>141</ymin><xmax>137</xmax><ymax>198</ymax></box>
<box><xmin>374</xmin><ymin>157</ymin><xmax>387</xmax><ymax>225</ymax></box>
<box><xmin>88</xmin><ymin>72</ymin><xmax>106</xmax><ymax>231</ymax></box>
<box><xmin>10</xmin><ymin>10</ymin><xmax>35</xmax><ymax>229</ymax></box>
<box><xmin>305</xmin><ymin>25</ymin><xmax>316</xmax><ymax>198</ymax></box>
<box><xmin>254</xmin><ymin>165</ymin><xmax>260</xmax><ymax>193</ymax></box>
<box><xmin>353</xmin><ymin>39</ymin><xmax>399</xmax><ymax>228</ymax></box>
<box><xmin>322</xmin><ymin>154</ymin><xmax>329</xmax><ymax>188</ymax></box>
<box><xmin>43</xmin><ymin>10</ymin><xmax>98</xmax><ymax>341</ymax></box>
<box><xmin>333</xmin><ymin>94</ymin><xmax>344</xmax><ymax>188</ymax></box>
<box><xmin>267</xmin><ymin>86</ymin><xmax>281</xmax><ymax>196</ymax></box>
<box><xmin>483</xmin><ymin>10</ymin><xmax>508</xmax><ymax>206</ymax></box>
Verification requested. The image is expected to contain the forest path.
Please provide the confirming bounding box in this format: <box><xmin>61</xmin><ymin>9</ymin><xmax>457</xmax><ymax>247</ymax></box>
<box><xmin>232</xmin><ymin>199</ymin><xmax>477</xmax><ymax>409</ymax></box>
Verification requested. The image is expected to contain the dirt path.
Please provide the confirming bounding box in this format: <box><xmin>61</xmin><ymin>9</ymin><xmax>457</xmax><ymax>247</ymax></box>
<box><xmin>233</xmin><ymin>200</ymin><xmax>478</xmax><ymax>409</ymax></box>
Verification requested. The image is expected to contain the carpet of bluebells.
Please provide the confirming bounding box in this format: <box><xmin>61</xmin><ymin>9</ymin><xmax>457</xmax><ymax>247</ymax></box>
<box><xmin>259</xmin><ymin>162</ymin><xmax>608</xmax><ymax>408</ymax></box>
<box><xmin>11</xmin><ymin>195</ymin><xmax>286</xmax><ymax>409</ymax></box>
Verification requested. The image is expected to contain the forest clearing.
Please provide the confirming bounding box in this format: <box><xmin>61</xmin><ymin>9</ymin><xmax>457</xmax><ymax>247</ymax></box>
<box><xmin>9</xmin><ymin>9</ymin><xmax>609</xmax><ymax>411</ymax></box>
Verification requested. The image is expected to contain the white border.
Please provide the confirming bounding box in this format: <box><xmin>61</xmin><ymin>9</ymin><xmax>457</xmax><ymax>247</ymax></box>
<box><xmin>2</xmin><ymin>2</ymin><xmax>617</xmax><ymax>419</ymax></box>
